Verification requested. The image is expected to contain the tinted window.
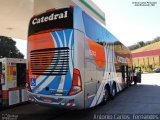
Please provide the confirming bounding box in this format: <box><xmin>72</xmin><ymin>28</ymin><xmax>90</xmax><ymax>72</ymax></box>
<box><xmin>82</xmin><ymin>12</ymin><xmax>117</xmax><ymax>44</ymax></box>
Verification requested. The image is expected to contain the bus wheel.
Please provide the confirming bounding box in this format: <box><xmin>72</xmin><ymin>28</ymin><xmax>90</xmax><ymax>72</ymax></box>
<box><xmin>110</xmin><ymin>83</ymin><xmax>117</xmax><ymax>99</ymax></box>
<box><xmin>101</xmin><ymin>85</ymin><xmax>110</xmax><ymax>105</ymax></box>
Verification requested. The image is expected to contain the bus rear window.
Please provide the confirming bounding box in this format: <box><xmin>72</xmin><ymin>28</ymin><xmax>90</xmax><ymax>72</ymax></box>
<box><xmin>28</xmin><ymin>8</ymin><xmax>73</xmax><ymax>36</ymax></box>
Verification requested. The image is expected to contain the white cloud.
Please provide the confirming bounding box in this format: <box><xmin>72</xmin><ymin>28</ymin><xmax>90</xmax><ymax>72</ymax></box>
<box><xmin>13</xmin><ymin>38</ymin><xmax>27</xmax><ymax>59</ymax></box>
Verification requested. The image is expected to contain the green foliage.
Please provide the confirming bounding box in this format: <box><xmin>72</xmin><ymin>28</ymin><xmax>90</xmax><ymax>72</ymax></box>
<box><xmin>128</xmin><ymin>36</ymin><xmax>160</xmax><ymax>50</ymax></box>
<box><xmin>0</xmin><ymin>36</ymin><xmax>24</xmax><ymax>58</ymax></box>
<box><xmin>140</xmin><ymin>64</ymin><xmax>154</xmax><ymax>72</ymax></box>
<box><xmin>139</xmin><ymin>64</ymin><xmax>145</xmax><ymax>72</ymax></box>
<box><xmin>138</xmin><ymin>41</ymin><xmax>145</xmax><ymax>47</ymax></box>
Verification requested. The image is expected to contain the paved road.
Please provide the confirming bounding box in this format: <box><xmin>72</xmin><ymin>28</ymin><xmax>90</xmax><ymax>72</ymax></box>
<box><xmin>0</xmin><ymin>73</ymin><xmax>160</xmax><ymax>120</ymax></box>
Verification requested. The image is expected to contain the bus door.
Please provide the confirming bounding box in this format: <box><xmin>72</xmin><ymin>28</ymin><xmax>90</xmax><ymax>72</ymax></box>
<box><xmin>0</xmin><ymin>62</ymin><xmax>2</xmax><ymax>107</ymax></box>
<box><xmin>135</xmin><ymin>67</ymin><xmax>141</xmax><ymax>83</ymax></box>
<box><xmin>121</xmin><ymin>65</ymin><xmax>128</xmax><ymax>87</ymax></box>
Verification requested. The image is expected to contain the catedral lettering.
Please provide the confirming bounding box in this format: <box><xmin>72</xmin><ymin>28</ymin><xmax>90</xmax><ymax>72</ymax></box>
<box><xmin>32</xmin><ymin>11</ymin><xmax>68</xmax><ymax>25</ymax></box>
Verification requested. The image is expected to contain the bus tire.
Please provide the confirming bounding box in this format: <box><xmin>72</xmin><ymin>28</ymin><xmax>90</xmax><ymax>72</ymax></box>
<box><xmin>110</xmin><ymin>82</ymin><xmax>117</xmax><ymax>100</ymax></box>
<box><xmin>101</xmin><ymin>85</ymin><xmax>110</xmax><ymax>105</ymax></box>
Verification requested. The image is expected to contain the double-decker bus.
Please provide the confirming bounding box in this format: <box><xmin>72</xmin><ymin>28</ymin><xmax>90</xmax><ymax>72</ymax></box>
<box><xmin>27</xmin><ymin>5</ymin><xmax>134</xmax><ymax>109</ymax></box>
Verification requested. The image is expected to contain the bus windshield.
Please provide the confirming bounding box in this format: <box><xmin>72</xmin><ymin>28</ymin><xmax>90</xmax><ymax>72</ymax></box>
<box><xmin>28</xmin><ymin>8</ymin><xmax>73</xmax><ymax>36</ymax></box>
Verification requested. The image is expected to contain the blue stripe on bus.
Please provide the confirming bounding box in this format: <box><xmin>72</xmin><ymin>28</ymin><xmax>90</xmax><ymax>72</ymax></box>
<box><xmin>49</xmin><ymin>76</ymin><xmax>61</xmax><ymax>90</ymax></box>
<box><xmin>66</xmin><ymin>29</ymin><xmax>74</xmax><ymax>67</ymax></box>
<box><xmin>57</xmin><ymin>30</ymin><xmax>65</xmax><ymax>46</ymax></box>
<box><xmin>51</xmin><ymin>32</ymin><xmax>60</xmax><ymax>47</ymax></box>
<box><xmin>65</xmin><ymin>29</ymin><xmax>72</xmax><ymax>45</ymax></box>
<box><xmin>63</xmin><ymin>69</ymin><xmax>72</xmax><ymax>95</ymax></box>
<box><xmin>39</xmin><ymin>76</ymin><xmax>61</xmax><ymax>95</ymax></box>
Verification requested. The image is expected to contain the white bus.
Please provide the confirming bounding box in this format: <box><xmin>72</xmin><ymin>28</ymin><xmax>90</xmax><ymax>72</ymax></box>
<box><xmin>27</xmin><ymin>5</ymin><xmax>134</xmax><ymax>109</ymax></box>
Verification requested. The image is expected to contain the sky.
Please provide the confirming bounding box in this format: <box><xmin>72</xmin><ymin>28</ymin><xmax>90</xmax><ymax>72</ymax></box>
<box><xmin>15</xmin><ymin>0</ymin><xmax>160</xmax><ymax>59</ymax></box>
<box><xmin>92</xmin><ymin>0</ymin><xmax>160</xmax><ymax>46</ymax></box>
<box><xmin>14</xmin><ymin>38</ymin><xmax>27</xmax><ymax>58</ymax></box>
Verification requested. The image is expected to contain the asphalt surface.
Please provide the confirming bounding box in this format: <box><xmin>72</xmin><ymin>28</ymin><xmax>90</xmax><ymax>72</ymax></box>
<box><xmin>0</xmin><ymin>73</ymin><xmax>160</xmax><ymax>120</ymax></box>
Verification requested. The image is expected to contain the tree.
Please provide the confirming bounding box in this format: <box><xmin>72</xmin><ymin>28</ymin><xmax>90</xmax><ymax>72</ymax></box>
<box><xmin>0</xmin><ymin>36</ymin><xmax>24</xmax><ymax>58</ymax></box>
<box><xmin>138</xmin><ymin>41</ymin><xmax>145</xmax><ymax>47</ymax></box>
<box><xmin>128</xmin><ymin>44</ymin><xmax>140</xmax><ymax>50</ymax></box>
<box><xmin>128</xmin><ymin>36</ymin><xmax>160</xmax><ymax>50</ymax></box>
<box><xmin>153</xmin><ymin>37</ymin><xmax>160</xmax><ymax>43</ymax></box>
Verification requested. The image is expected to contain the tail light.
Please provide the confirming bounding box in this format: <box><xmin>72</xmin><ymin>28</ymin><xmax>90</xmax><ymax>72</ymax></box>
<box><xmin>69</xmin><ymin>5</ymin><xmax>74</xmax><ymax>8</ymax></box>
<box><xmin>68</xmin><ymin>69</ymin><xmax>82</xmax><ymax>96</ymax></box>
<box><xmin>26</xmin><ymin>70</ymin><xmax>31</xmax><ymax>91</ymax></box>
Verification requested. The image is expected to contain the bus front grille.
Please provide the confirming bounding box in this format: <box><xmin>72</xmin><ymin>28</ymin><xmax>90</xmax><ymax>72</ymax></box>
<box><xmin>30</xmin><ymin>47</ymin><xmax>69</xmax><ymax>75</ymax></box>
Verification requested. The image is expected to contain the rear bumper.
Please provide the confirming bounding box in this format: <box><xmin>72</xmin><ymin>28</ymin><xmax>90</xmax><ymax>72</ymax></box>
<box><xmin>27</xmin><ymin>91</ymin><xmax>84</xmax><ymax>109</ymax></box>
